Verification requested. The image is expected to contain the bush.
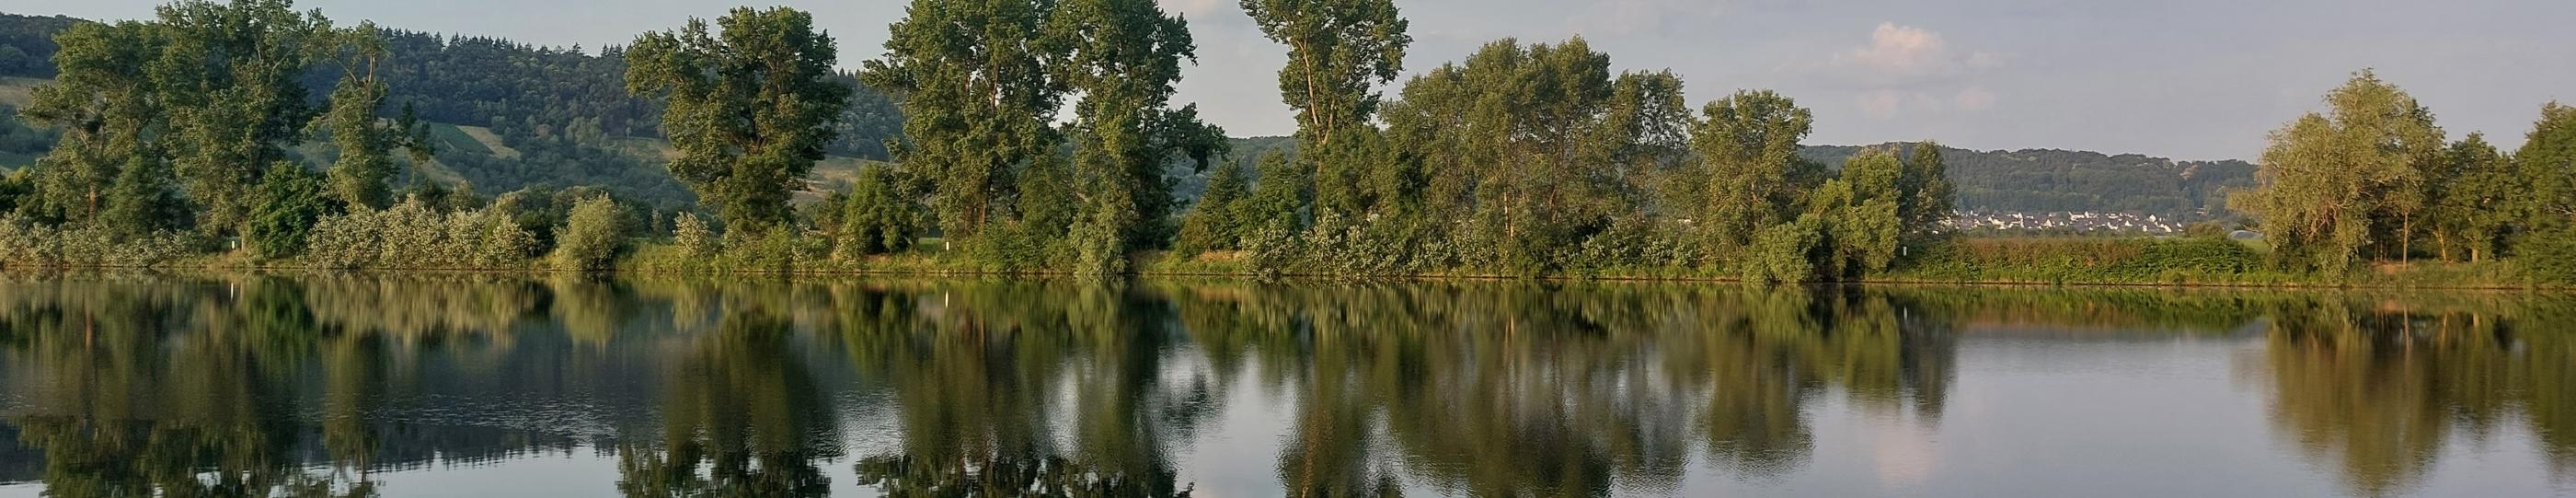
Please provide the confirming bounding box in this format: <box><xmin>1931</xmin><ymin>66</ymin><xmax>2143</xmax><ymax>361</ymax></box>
<box><xmin>1745</xmin><ymin>215</ymin><xmax>1824</xmax><ymax>284</ymax></box>
<box><xmin>673</xmin><ymin>212</ymin><xmax>715</xmax><ymax>258</ymax></box>
<box><xmin>550</xmin><ymin>195</ymin><xmax>626</xmax><ymax>272</ymax></box>
<box><xmin>305</xmin><ymin>198</ymin><xmax>535</xmax><ymax>270</ymax></box>
<box><xmin>247</xmin><ymin>166</ymin><xmax>333</xmax><ymax>261</ymax></box>
<box><xmin>0</xmin><ymin>214</ymin><xmax>195</xmax><ymax>268</ymax></box>
<box><xmin>2518</xmin><ymin>224</ymin><xmax>2576</xmax><ymax>284</ymax></box>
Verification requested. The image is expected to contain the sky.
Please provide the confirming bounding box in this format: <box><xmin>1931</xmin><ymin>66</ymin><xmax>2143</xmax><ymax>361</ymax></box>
<box><xmin>12</xmin><ymin>0</ymin><xmax>2574</xmax><ymax>160</ymax></box>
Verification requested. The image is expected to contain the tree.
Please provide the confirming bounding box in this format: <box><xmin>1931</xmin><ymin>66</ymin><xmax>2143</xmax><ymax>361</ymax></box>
<box><xmin>246</xmin><ymin>163</ymin><xmax>330</xmax><ymax>260</ymax></box>
<box><xmin>153</xmin><ymin>0</ymin><xmax>335</xmax><ymax>236</ymax></box>
<box><xmin>1049</xmin><ymin>0</ymin><xmax>1224</xmax><ymax>275</ymax></box>
<box><xmin>1693</xmin><ymin>89</ymin><xmax>1815</xmax><ymax>250</ymax></box>
<box><xmin>2518</xmin><ymin>102</ymin><xmax>2576</xmax><ymax>234</ymax></box>
<box><xmin>17</xmin><ymin>20</ymin><xmax>166</xmax><ymax>227</ymax></box>
<box><xmin>627</xmin><ymin>6</ymin><xmax>851</xmax><ymax>230</ymax></box>
<box><xmin>2425</xmin><ymin>133</ymin><xmax>2514</xmax><ymax>261</ymax></box>
<box><xmin>1900</xmin><ymin>141</ymin><xmax>1955</xmax><ymax>239</ymax></box>
<box><xmin>552</xmin><ymin>194</ymin><xmax>625</xmax><ymax>271</ymax></box>
<box><xmin>1239</xmin><ymin>0</ymin><xmax>1411</xmax><ymax>226</ymax></box>
<box><xmin>320</xmin><ymin>21</ymin><xmax>398</xmax><ymax>210</ymax></box>
<box><xmin>835</xmin><ymin>164</ymin><xmax>920</xmax><ymax>257</ymax></box>
<box><xmin>1238</xmin><ymin>0</ymin><xmax>1411</xmax><ymax>148</ymax></box>
<box><xmin>1172</xmin><ymin>160</ymin><xmax>1249</xmax><ymax>255</ymax></box>
<box><xmin>2230</xmin><ymin>70</ymin><xmax>2444</xmax><ymax>273</ymax></box>
<box><xmin>864</xmin><ymin>0</ymin><xmax>1064</xmax><ymax>246</ymax></box>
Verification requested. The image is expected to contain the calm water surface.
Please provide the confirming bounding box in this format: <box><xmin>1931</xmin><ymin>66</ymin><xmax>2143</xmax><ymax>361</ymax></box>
<box><xmin>0</xmin><ymin>274</ymin><xmax>2568</xmax><ymax>497</ymax></box>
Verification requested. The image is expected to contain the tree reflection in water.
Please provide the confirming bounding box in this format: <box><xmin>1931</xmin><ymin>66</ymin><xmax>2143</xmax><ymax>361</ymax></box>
<box><xmin>0</xmin><ymin>273</ymin><xmax>2563</xmax><ymax>497</ymax></box>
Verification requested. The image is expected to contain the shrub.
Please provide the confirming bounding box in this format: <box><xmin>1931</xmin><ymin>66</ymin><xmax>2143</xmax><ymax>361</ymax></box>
<box><xmin>551</xmin><ymin>195</ymin><xmax>626</xmax><ymax>272</ymax></box>
<box><xmin>1745</xmin><ymin>215</ymin><xmax>1824</xmax><ymax>284</ymax></box>
<box><xmin>2518</xmin><ymin>224</ymin><xmax>2576</xmax><ymax>284</ymax></box>
<box><xmin>305</xmin><ymin>198</ymin><xmax>534</xmax><ymax>270</ymax></box>
<box><xmin>0</xmin><ymin>214</ymin><xmax>195</xmax><ymax>268</ymax></box>
<box><xmin>673</xmin><ymin>212</ymin><xmax>715</xmax><ymax>258</ymax></box>
<box><xmin>247</xmin><ymin>166</ymin><xmax>333</xmax><ymax>261</ymax></box>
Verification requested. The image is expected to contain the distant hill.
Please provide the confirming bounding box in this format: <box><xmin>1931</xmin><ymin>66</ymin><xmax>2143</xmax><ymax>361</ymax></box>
<box><xmin>1800</xmin><ymin>144</ymin><xmax>2254</xmax><ymax>218</ymax></box>
<box><xmin>3</xmin><ymin>12</ymin><xmax>2254</xmax><ymax>219</ymax></box>
<box><xmin>0</xmin><ymin>12</ymin><xmax>904</xmax><ymax>208</ymax></box>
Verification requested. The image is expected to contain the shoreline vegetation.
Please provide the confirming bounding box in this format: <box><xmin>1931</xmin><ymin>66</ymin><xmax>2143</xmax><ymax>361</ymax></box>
<box><xmin>0</xmin><ymin>1</ymin><xmax>2570</xmax><ymax>291</ymax></box>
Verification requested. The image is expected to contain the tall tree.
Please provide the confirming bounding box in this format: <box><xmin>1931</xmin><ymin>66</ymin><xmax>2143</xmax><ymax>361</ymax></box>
<box><xmin>1899</xmin><ymin>141</ymin><xmax>1955</xmax><ymax>238</ymax></box>
<box><xmin>1240</xmin><ymin>0</ymin><xmax>1411</xmax><ymax>226</ymax></box>
<box><xmin>17</xmin><ymin>20</ymin><xmax>169</xmax><ymax>229</ymax></box>
<box><xmin>1238</xmin><ymin>0</ymin><xmax>1410</xmax><ymax>148</ymax></box>
<box><xmin>627</xmin><ymin>6</ymin><xmax>852</xmax><ymax>230</ymax></box>
<box><xmin>2425</xmin><ymin>133</ymin><xmax>2513</xmax><ymax>261</ymax></box>
<box><xmin>1692</xmin><ymin>89</ymin><xmax>1815</xmax><ymax>250</ymax></box>
<box><xmin>2230</xmin><ymin>70</ymin><xmax>2444</xmax><ymax>273</ymax></box>
<box><xmin>2518</xmin><ymin>102</ymin><xmax>2576</xmax><ymax>231</ymax></box>
<box><xmin>864</xmin><ymin>0</ymin><xmax>1064</xmax><ymax>245</ymax></box>
<box><xmin>319</xmin><ymin>21</ymin><xmax>397</xmax><ymax>210</ymax></box>
<box><xmin>153</xmin><ymin>0</ymin><xmax>335</xmax><ymax>235</ymax></box>
<box><xmin>1048</xmin><ymin>0</ymin><xmax>1224</xmax><ymax>275</ymax></box>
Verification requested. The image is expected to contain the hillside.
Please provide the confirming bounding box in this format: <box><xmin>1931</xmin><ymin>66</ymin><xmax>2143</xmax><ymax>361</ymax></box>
<box><xmin>3</xmin><ymin>12</ymin><xmax>2255</xmax><ymax>220</ymax></box>
<box><xmin>0</xmin><ymin>12</ymin><xmax>903</xmax><ymax>208</ymax></box>
<box><xmin>1800</xmin><ymin>145</ymin><xmax>2254</xmax><ymax>218</ymax></box>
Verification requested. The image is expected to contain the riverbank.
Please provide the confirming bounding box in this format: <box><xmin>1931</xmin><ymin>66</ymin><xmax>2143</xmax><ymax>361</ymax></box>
<box><xmin>5</xmin><ymin>234</ymin><xmax>2564</xmax><ymax>291</ymax></box>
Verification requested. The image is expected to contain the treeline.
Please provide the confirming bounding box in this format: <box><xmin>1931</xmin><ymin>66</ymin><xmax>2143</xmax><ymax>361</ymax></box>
<box><xmin>1802</xmin><ymin>145</ymin><xmax>2254</xmax><ymax>217</ymax></box>
<box><xmin>771</xmin><ymin>0</ymin><xmax>1950</xmax><ymax>281</ymax></box>
<box><xmin>2230</xmin><ymin>71</ymin><xmax>2576</xmax><ymax>282</ymax></box>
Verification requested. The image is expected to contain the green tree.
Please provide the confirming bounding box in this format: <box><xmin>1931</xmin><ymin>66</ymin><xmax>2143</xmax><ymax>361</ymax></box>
<box><xmin>1239</xmin><ymin>0</ymin><xmax>1411</xmax><ymax>225</ymax></box>
<box><xmin>1172</xmin><ymin>160</ymin><xmax>1250</xmax><ymax>255</ymax></box>
<box><xmin>1049</xmin><ymin>0</ymin><xmax>1224</xmax><ymax>276</ymax></box>
<box><xmin>864</xmin><ymin>0</ymin><xmax>1064</xmax><ymax>247</ymax></box>
<box><xmin>2231</xmin><ymin>70</ymin><xmax>2445</xmax><ymax>273</ymax></box>
<box><xmin>626</xmin><ymin>6</ymin><xmax>852</xmax><ymax>230</ymax></box>
<box><xmin>1900</xmin><ymin>141</ymin><xmax>1955</xmax><ymax>239</ymax></box>
<box><xmin>1693</xmin><ymin>89</ymin><xmax>1815</xmax><ymax>251</ymax></box>
<box><xmin>153</xmin><ymin>0</ymin><xmax>335</xmax><ymax>236</ymax></box>
<box><xmin>320</xmin><ymin>21</ymin><xmax>397</xmax><ymax>210</ymax></box>
<box><xmin>835</xmin><ymin>164</ymin><xmax>920</xmax><ymax>257</ymax></box>
<box><xmin>2517</xmin><ymin>102</ymin><xmax>2575</xmax><ymax>236</ymax></box>
<box><xmin>245</xmin><ymin>163</ymin><xmax>329</xmax><ymax>260</ymax></box>
<box><xmin>17</xmin><ymin>20</ymin><xmax>167</xmax><ymax>227</ymax></box>
<box><xmin>1238</xmin><ymin>0</ymin><xmax>1411</xmax><ymax>148</ymax></box>
<box><xmin>2425</xmin><ymin>133</ymin><xmax>2514</xmax><ymax>261</ymax></box>
<box><xmin>551</xmin><ymin>194</ymin><xmax>624</xmax><ymax>272</ymax></box>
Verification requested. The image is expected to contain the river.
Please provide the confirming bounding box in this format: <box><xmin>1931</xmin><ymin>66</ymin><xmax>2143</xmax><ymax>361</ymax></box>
<box><xmin>0</xmin><ymin>273</ymin><xmax>2566</xmax><ymax>497</ymax></box>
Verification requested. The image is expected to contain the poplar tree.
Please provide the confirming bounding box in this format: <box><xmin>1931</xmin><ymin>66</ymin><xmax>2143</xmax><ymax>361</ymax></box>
<box><xmin>1049</xmin><ymin>0</ymin><xmax>1225</xmax><ymax>275</ymax></box>
<box><xmin>1693</xmin><ymin>90</ymin><xmax>1816</xmax><ymax>250</ymax></box>
<box><xmin>1239</xmin><ymin>0</ymin><xmax>1411</xmax><ymax>222</ymax></box>
<box><xmin>627</xmin><ymin>6</ymin><xmax>851</xmax><ymax>231</ymax></box>
<box><xmin>864</xmin><ymin>0</ymin><xmax>1064</xmax><ymax>246</ymax></box>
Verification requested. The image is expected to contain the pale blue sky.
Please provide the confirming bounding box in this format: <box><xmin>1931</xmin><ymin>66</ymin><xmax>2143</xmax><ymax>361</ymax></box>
<box><xmin>12</xmin><ymin>0</ymin><xmax>2573</xmax><ymax>160</ymax></box>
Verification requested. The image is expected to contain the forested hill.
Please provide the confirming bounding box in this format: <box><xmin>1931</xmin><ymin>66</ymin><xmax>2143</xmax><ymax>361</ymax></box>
<box><xmin>4</xmin><ymin>12</ymin><xmax>2249</xmax><ymax>219</ymax></box>
<box><xmin>1801</xmin><ymin>145</ymin><xmax>2255</xmax><ymax>218</ymax></box>
<box><xmin>0</xmin><ymin>12</ymin><xmax>903</xmax><ymax>207</ymax></box>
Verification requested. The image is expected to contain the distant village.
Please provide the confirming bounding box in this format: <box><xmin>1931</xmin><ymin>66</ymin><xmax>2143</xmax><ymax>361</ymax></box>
<box><xmin>1944</xmin><ymin>210</ymin><xmax>2196</xmax><ymax>235</ymax></box>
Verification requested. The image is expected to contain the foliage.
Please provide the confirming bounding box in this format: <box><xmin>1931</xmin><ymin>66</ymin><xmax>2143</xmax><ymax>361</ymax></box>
<box><xmin>2230</xmin><ymin>70</ymin><xmax>2445</xmax><ymax>273</ymax></box>
<box><xmin>0</xmin><ymin>212</ymin><xmax>194</xmax><ymax>268</ymax></box>
<box><xmin>1695</xmin><ymin>89</ymin><xmax>1817</xmax><ymax>250</ymax></box>
<box><xmin>551</xmin><ymin>194</ymin><xmax>625</xmax><ymax>272</ymax></box>
<box><xmin>247</xmin><ymin>164</ymin><xmax>333</xmax><ymax>260</ymax></box>
<box><xmin>864</xmin><ymin>0</ymin><xmax>1064</xmax><ymax>245</ymax></box>
<box><xmin>626</xmin><ymin>6</ymin><xmax>851</xmax><ymax>230</ymax></box>
<box><xmin>672</xmin><ymin>212</ymin><xmax>714</xmax><ymax>258</ymax></box>
<box><xmin>304</xmin><ymin>197</ymin><xmax>534</xmax><ymax>270</ymax></box>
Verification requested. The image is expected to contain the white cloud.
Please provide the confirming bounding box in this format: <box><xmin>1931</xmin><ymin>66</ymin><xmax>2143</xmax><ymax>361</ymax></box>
<box><xmin>1846</xmin><ymin>22</ymin><xmax>1949</xmax><ymax>75</ymax></box>
<box><xmin>1829</xmin><ymin>21</ymin><xmax>2003</xmax><ymax>85</ymax></box>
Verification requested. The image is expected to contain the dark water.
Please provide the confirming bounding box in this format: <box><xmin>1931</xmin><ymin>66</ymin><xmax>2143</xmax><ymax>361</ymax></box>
<box><xmin>0</xmin><ymin>274</ymin><xmax>2568</xmax><ymax>497</ymax></box>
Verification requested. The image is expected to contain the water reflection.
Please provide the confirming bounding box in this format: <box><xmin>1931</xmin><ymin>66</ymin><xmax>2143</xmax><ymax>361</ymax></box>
<box><xmin>0</xmin><ymin>274</ymin><xmax>2561</xmax><ymax>497</ymax></box>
